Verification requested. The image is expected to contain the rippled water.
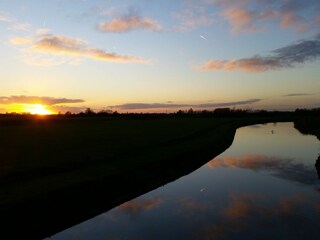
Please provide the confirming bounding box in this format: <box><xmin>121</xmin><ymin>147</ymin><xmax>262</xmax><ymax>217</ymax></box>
<box><xmin>46</xmin><ymin>122</ymin><xmax>320</xmax><ymax>240</ymax></box>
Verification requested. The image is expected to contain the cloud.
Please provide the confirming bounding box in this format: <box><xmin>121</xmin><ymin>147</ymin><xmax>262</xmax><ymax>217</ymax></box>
<box><xmin>222</xmin><ymin>7</ymin><xmax>267</xmax><ymax>33</ymax></box>
<box><xmin>50</xmin><ymin>105</ymin><xmax>87</xmax><ymax>114</ymax></box>
<box><xmin>283</xmin><ymin>93</ymin><xmax>311</xmax><ymax>97</ymax></box>
<box><xmin>112</xmin><ymin>99</ymin><xmax>261</xmax><ymax>110</ymax></box>
<box><xmin>223</xmin><ymin>193</ymin><xmax>266</xmax><ymax>219</ymax></box>
<box><xmin>0</xmin><ymin>15</ymin><xmax>12</xmax><ymax>23</ymax></box>
<box><xmin>207</xmin><ymin>154</ymin><xmax>319</xmax><ymax>185</ymax></box>
<box><xmin>204</xmin><ymin>0</ymin><xmax>319</xmax><ymax>33</ymax></box>
<box><xmin>10</xmin><ymin>37</ymin><xmax>32</xmax><ymax>45</ymax></box>
<box><xmin>280</xmin><ymin>11</ymin><xmax>307</xmax><ymax>32</ymax></box>
<box><xmin>33</xmin><ymin>34</ymin><xmax>148</xmax><ymax>63</ymax></box>
<box><xmin>196</xmin><ymin>35</ymin><xmax>320</xmax><ymax>72</ymax></box>
<box><xmin>9</xmin><ymin>23</ymin><xmax>32</xmax><ymax>32</ymax></box>
<box><xmin>117</xmin><ymin>197</ymin><xmax>163</xmax><ymax>213</ymax></box>
<box><xmin>203</xmin><ymin>192</ymin><xmax>320</xmax><ymax>240</ymax></box>
<box><xmin>0</xmin><ymin>95</ymin><xmax>84</xmax><ymax>106</ymax></box>
<box><xmin>98</xmin><ymin>11</ymin><xmax>162</xmax><ymax>33</ymax></box>
<box><xmin>175</xmin><ymin>198</ymin><xmax>214</xmax><ymax>221</ymax></box>
<box><xmin>173</xmin><ymin>7</ymin><xmax>214</xmax><ymax>32</ymax></box>
<box><xmin>11</xmin><ymin>33</ymin><xmax>149</xmax><ymax>65</ymax></box>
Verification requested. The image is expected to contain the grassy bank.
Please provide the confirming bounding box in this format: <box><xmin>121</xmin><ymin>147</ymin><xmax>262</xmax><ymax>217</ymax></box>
<box><xmin>0</xmin><ymin>115</ymin><xmax>295</xmax><ymax>239</ymax></box>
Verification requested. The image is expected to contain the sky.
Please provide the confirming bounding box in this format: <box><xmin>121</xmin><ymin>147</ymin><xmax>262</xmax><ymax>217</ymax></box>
<box><xmin>0</xmin><ymin>0</ymin><xmax>319</xmax><ymax>113</ymax></box>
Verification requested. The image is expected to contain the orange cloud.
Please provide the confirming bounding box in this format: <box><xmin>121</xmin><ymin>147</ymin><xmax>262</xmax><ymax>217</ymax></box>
<box><xmin>207</xmin><ymin>154</ymin><xmax>285</xmax><ymax>169</ymax></box>
<box><xmin>10</xmin><ymin>30</ymin><xmax>149</xmax><ymax>65</ymax></box>
<box><xmin>98</xmin><ymin>14</ymin><xmax>162</xmax><ymax>33</ymax></box>
<box><xmin>30</xmin><ymin>34</ymin><xmax>148</xmax><ymax>64</ymax></box>
<box><xmin>10</xmin><ymin>37</ymin><xmax>32</xmax><ymax>45</ymax></box>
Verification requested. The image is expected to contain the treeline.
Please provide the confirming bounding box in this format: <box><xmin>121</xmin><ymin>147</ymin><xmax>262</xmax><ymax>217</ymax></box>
<box><xmin>1</xmin><ymin>107</ymin><xmax>320</xmax><ymax>119</ymax></box>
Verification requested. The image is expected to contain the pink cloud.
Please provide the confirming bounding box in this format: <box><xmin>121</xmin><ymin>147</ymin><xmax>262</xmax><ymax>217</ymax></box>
<box><xmin>280</xmin><ymin>11</ymin><xmax>307</xmax><ymax>32</ymax></box>
<box><xmin>204</xmin><ymin>0</ymin><xmax>319</xmax><ymax>33</ymax></box>
<box><xmin>98</xmin><ymin>14</ymin><xmax>162</xmax><ymax>33</ymax></box>
<box><xmin>222</xmin><ymin>7</ymin><xmax>266</xmax><ymax>33</ymax></box>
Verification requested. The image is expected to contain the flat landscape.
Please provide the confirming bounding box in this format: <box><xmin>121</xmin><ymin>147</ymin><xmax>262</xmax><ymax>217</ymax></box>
<box><xmin>2</xmin><ymin>112</ymin><xmax>319</xmax><ymax>239</ymax></box>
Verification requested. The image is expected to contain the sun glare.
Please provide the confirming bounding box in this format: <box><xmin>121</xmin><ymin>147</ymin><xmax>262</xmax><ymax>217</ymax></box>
<box><xmin>27</xmin><ymin>104</ymin><xmax>53</xmax><ymax>115</ymax></box>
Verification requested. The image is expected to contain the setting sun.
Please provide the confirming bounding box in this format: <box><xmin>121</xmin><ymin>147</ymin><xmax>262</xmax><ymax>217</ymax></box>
<box><xmin>26</xmin><ymin>104</ymin><xmax>53</xmax><ymax>115</ymax></box>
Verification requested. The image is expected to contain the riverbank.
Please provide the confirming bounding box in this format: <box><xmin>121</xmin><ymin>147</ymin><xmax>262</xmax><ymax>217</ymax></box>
<box><xmin>0</xmin><ymin>115</ymin><xmax>310</xmax><ymax>239</ymax></box>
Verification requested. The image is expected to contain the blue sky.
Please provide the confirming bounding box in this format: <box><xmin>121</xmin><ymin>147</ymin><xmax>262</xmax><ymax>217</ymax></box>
<box><xmin>0</xmin><ymin>0</ymin><xmax>319</xmax><ymax>113</ymax></box>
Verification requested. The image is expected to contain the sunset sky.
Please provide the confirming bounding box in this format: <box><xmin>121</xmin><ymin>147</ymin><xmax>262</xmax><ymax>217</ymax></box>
<box><xmin>0</xmin><ymin>0</ymin><xmax>319</xmax><ymax>113</ymax></box>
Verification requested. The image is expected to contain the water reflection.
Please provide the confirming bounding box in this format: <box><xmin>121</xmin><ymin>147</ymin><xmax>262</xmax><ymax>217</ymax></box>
<box><xmin>117</xmin><ymin>197</ymin><xmax>163</xmax><ymax>215</ymax></box>
<box><xmin>202</xmin><ymin>192</ymin><xmax>320</xmax><ymax>240</ymax></box>
<box><xmin>207</xmin><ymin>154</ymin><xmax>319</xmax><ymax>185</ymax></box>
<box><xmin>46</xmin><ymin>123</ymin><xmax>320</xmax><ymax>240</ymax></box>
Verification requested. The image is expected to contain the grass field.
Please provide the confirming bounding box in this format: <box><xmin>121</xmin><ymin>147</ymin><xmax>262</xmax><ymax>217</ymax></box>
<box><xmin>0</xmin><ymin>115</ymin><xmax>306</xmax><ymax>239</ymax></box>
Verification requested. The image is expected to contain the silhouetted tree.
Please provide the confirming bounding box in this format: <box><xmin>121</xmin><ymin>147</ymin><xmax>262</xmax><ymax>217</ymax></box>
<box><xmin>84</xmin><ymin>108</ymin><xmax>95</xmax><ymax>116</ymax></box>
<box><xmin>187</xmin><ymin>108</ymin><xmax>194</xmax><ymax>114</ymax></box>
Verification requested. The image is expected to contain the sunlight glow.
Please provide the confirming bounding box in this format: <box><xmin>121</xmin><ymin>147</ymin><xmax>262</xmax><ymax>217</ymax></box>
<box><xmin>26</xmin><ymin>104</ymin><xmax>54</xmax><ymax>115</ymax></box>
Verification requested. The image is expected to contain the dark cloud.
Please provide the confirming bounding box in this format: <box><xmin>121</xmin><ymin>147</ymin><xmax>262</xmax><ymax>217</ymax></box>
<box><xmin>273</xmin><ymin>38</ymin><xmax>320</xmax><ymax>64</ymax></box>
<box><xmin>196</xmin><ymin>35</ymin><xmax>320</xmax><ymax>72</ymax></box>
<box><xmin>0</xmin><ymin>95</ymin><xmax>84</xmax><ymax>105</ymax></box>
<box><xmin>50</xmin><ymin>105</ymin><xmax>88</xmax><ymax>113</ymax></box>
<box><xmin>283</xmin><ymin>93</ymin><xmax>311</xmax><ymax>97</ymax></box>
<box><xmin>112</xmin><ymin>99</ymin><xmax>261</xmax><ymax>110</ymax></box>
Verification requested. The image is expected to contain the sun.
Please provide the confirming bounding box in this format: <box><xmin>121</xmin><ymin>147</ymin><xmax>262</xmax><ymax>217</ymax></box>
<box><xmin>27</xmin><ymin>104</ymin><xmax>53</xmax><ymax>115</ymax></box>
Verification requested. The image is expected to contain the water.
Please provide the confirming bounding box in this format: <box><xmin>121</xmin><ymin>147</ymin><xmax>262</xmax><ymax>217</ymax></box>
<box><xmin>46</xmin><ymin>122</ymin><xmax>320</xmax><ymax>240</ymax></box>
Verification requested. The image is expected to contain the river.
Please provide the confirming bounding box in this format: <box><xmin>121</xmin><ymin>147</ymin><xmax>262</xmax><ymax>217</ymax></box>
<box><xmin>45</xmin><ymin>122</ymin><xmax>320</xmax><ymax>240</ymax></box>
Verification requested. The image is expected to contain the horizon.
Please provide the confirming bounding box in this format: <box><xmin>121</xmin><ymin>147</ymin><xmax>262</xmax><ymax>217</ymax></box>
<box><xmin>1</xmin><ymin>0</ymin><xmax>319</xmax><ymax>114</ymax></box>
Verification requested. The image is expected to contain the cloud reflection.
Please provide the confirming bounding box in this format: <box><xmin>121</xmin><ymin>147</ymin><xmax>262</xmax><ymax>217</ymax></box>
<box><xmin>208</xmin><ymin>154</ymin><xmax>319</xmax><ymax>185</ymax></box>
<box><xmin>116</xmin><ymin>197</ymin><xmax>163</xmax><ymax>214</ymax></box>
<box><xmin>203</xmin><ymin>192</ymin><xmax>320</xmax><ymax>240</ymax></box>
